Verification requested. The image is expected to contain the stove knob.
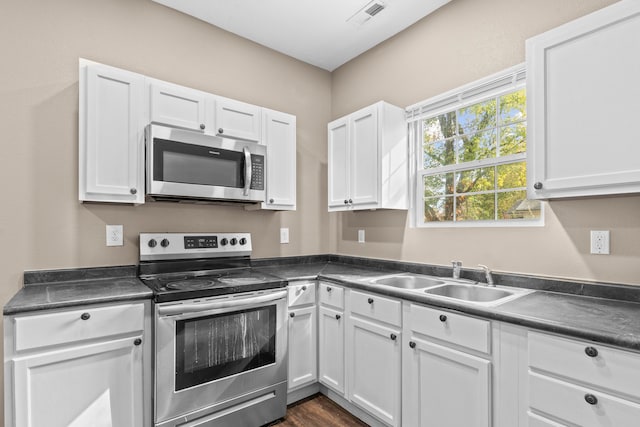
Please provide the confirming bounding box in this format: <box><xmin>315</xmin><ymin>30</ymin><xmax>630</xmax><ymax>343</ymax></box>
<box><xmin>148</xmin><ymin>239</ymin><xmax>157</xmax><ymax>248</ymax></box>
<box><xmin>160</xmin><ymin>239</ymin><xmax>170</xmax><ymax>248</ymax></box>
<box><xmin>220</xmin><ymin>238</ymin><xmax>228</xmax><ymax>246</ymax></box>
<box><xmin>239</xmin><ymin>238</ymin><xmax>247</xmax><ymax>245</ymax></box>
<box><xmin>230</xmin><ymin>238</ymin><xmax>238</xmax><ymax>246</ymax></box>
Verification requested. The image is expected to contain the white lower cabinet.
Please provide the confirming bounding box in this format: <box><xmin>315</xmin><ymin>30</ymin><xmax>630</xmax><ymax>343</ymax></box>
<box><xmin>4</xmin><ymin>301</ymin><xmax>150</xmax><ymax>427</ymax></box>
<box><xmin>287</xmin><ymin>281</ymin><xmax>317</xmax><ymax>391</ymax></box>
<box><xmin>403</xmin><ymin>302</ymin><xmax>492</xmax><ymax>427</ymax></box>
<box><xmin>318</xmin><ymin>305</ymin><xmax>345</xmax><ymax>395</ymax></box>
<box><xmin>347</xmin><ymin>316</ymin><xmax>401</xmax><ymax>427</ymax></box>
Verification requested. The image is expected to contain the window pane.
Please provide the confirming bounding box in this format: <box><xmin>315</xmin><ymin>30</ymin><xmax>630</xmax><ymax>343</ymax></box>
<box><xmin>423</xmin><ymin>173</ymin><xmax>454</xmax><ymax>197</ymax></box>
<box><xmin>497</xmin><ymin>162</ymin><xmax>527</xmax><ymax>189</ymax></box>
<box><xmin>458</xmin><ymin>99</ymin><xmax>497</xmax><ymax>135</ymax></box>
<box><xmin>456</xmin><ymin>167</ymin><xmax>495</xmax><ymax>194</ymax></box>
<box><xmin>458</xmin><ymin>129</ymin><xmax>496</xmax><ymax>162</ymax></box>
<box><xmin>498</xmin><ymin>191</ymin><xmax>541</xmax><ymax>219</ymax></box>
<box><xmin>456</xmin><ymin>194</ymin><xmax>495</xmax><ymax>221</ymax></box>
<box><xmin>424</xmin><ymin>112</ymin><xmax>457</xmax><ymax>142</ymax></box>
<box><xmin>424</xmin><ymin>197</ymin><xmax>454</xmax><ymax>222</ymax></box>
<box><xmin>499</xmin><ymin>89</ymin><xmax>526</xmax><ymax>125</ymax></box>
<box><xmin>500</xmin><ymin>122</ymin><xmax>526</xmax><ymax>155</ymax></box>
<box><xmin>423</xmin><ymin>137</ymin><xmax>456</xmax><ymax>168</ymax></box>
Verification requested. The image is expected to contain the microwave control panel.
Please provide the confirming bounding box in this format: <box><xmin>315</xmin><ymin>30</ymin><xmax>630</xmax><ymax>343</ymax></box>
<box><xmin>250</xmin><ymin>155</ymin><xmax>265</xmax><ymax>190</ymax></box>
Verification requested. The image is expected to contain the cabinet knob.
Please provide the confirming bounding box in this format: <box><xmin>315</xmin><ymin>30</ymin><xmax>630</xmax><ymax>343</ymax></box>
<box><xmin>439</xmin><ymin>314</ymin><xmax>447</xmax><ymax>322</ymax></box>
<box><xmin>218</xmin><ymin>128</ymin><xmax>224</xmax><ymax>134</ymax></box>
<box><xmin>269</xmin><ymin>198</ymin><xmax>274</xmax><ymax>204</ymax></box>
<box><xmin>584</xmin><ymin>394</ymin><xmax>598</xmax><ymax>405</ymax></box>
<box><xmin>344</xmin><ymin>199</ymin><xmax>348</xmax><ymax>205</ymax></box>
<box><xmin>134</xmin><ymin>338</ymin><xmax>142</xmax><ymax>346</ymax></box>
<box><xmin>80</xmin><ymin>312</ymin><xmax>90</xmax><ymax>320</ymax></box>
<box><xmin>348</xmin><ymin>199</ymin><xmax>353</xmax><ymax>204</ymax></box>
<box><xmin>409</xmin><ymin>341</ymin><xmax>416</xmax><ymax>349</ymax></box>
<box><xmin>585</xmin><ymin>346</ymin><xmax>598</xmax><ymax>358</ymax></box>
<box><xmin>130</xmin><ymin>188</ymin><xmax>137</xmax><ymax>195</ymax></box>
<box><xmin>390</xmin><ymin>333</ymin><xmax>397</xmax><ymax>341</ymax></box>
<box><xmin>327</xmin><ymin>287</ymin><xmax>332</xmax><ymax>292</ymax></box>
<box><xmin>533</xmin><ymin>182</ymin><xmax>543</xmax><ymax>190</ymax></box>
<box><xmin>368</xmin><ymin>297</ymin><xmax>374</xmax><ymax>304</ymax></box>
<box><xmin>289</xmin><ymin>312</ymin><xmax>295</xmax><ymax>318</ymax></box>
<box><xmin>301</xmin><ymin>285</ymin><xmax>307</xmax><ymax>291</ymax></box>
<box><xmin>200</xmin><ymin>123</ymin><xmax>206</xmax><ymax>130</ymax></box>
<box><xmin>335</xmin><ymin>314</ymin><xmax>341</xmax><ymax>320</ymax></box>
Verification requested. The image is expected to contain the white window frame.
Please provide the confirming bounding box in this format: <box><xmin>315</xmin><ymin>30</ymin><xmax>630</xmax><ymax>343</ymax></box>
<box><xmin>407</xmin><ymin>64</ymin><xmax>544</xmax><ymax>228</ymax></box>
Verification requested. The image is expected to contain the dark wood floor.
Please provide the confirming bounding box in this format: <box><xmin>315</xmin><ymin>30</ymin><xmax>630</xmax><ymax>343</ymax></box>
<box><xmin>272</xmin><ymin>394</ymin><xmax>369</xmax><ymax>427</ymax></box>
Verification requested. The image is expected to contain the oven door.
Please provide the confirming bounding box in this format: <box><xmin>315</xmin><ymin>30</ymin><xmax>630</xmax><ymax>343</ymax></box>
<box><xmin>154</xmin><ymin>289</ymin><xmax>287</xmax><ymax>424</ymax></box>
<box><xmin>146</xmin><ymin>124</ymin><xmax>265</xmax><ymax>202</ymax></box>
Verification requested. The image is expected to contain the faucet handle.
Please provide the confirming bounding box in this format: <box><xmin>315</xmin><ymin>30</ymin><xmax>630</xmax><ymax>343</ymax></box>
<box><xmin>451</xmin><ymin>260</ymin><xmax>462</xmax><ymax>267</ymax></box>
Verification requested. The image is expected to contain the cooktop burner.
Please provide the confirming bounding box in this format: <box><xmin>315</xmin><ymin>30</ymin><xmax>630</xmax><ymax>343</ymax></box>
<box><xmin>138</xmin><ymin>232</ymin><xmax>286</xmax><ymax>302</ymax></box>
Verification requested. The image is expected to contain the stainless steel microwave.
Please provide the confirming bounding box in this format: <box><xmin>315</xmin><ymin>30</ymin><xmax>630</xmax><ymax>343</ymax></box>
<box><xmin>146</xmin><ymin>124</ymin><xmax>265</xmax><ymax>203</ymax></box>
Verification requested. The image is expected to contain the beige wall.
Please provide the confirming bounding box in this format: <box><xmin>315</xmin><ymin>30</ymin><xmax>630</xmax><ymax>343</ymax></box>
<box><xmin>331</xmin><ymin>0</ymin><xmax>640</xmax><ymax>285</ymax></box>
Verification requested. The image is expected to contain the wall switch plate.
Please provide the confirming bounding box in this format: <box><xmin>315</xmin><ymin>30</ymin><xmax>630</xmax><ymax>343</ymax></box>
<box><xmin>280</xmin><ymin>228</ymin><xmax>289</xmax><ymax>244</ymax></box>
<box><xmin>358</xmin><ymin>229</ymin><xmax>365</xmax><ymax>243</ymax></box>
<box><xmin>590</xmin><ymin>230</ymin><xmax>610</xmax><ymax>254</ymax></box>
<box><xmin>106</xmin><ymin>225</ymin><xmax>123</xmax><ymax>247</ymax></box>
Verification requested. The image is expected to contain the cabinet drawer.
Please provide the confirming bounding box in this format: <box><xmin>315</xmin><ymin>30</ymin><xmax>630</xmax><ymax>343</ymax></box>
<box><xmin>319</xmin><ymin>283</ymin><xmax>344</xmax><ymax>310</ymax></box>
<box><xmin>529</xmin><ymin>372</ymin><xmax>640</xmax><ymax>427</ymax></box>
<box><xmin>350</xmin><ymin>290</ymin><xmax>401</xmax><ymax>327</ymax></box>
<box><xmin>288</xmin><ymin>281</ymin><xmax>316</xmax><ymax>308</ymax></box>
<box><xmin>14</xmin><ymin>303</ymin><xmax>145</xmax><ymax>351</ymax></box>
<box><xmin>408</xmin><ymin>304</ymin><xmax>490</xmax><ymax>354</ymax></box>
<box><xmin>529</xmin><ymin>332</ymin><xmax>640</xmax><ymax>398</ymax></box>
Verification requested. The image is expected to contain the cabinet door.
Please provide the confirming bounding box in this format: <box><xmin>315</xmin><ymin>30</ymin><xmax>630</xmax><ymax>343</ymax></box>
<box><xmin>348</xmin><ymin>316</ymin><xmax>401</xmax><ymax>427</ymax></box>
<box><xmin>404</xmin><ymin>338</ymin><xmax>491</xmax><ymax>427</ymax></box>
<box><xmin>11</xmin><ymin>336</ymin><xmax>144</xmax><ymax>427</ymax></box>
<box><xmin>149</xmin><ymin>81</ymin><xmax>207</xmax><ymax>132</ymax></box>
<box><xmin>215</xmin><ymin>97</ymin><xmax>262</xmax><ymax>142</ymax></box>
<box><xmin>328</xmin><ymin>117</ymin><xmax>350</xmax><ymax>209</ymax></box>
<box><xmin>318</xmin><ymin>306</ymin><xmax>345</xmax><ymax>395</ymax></box>
<box><xmin>288</xmin><ymin>306</ymin><xmax>317</xmax><ymax>391</ymax></box>
<box><xmin>349</xmin><ymin>106</ymin><xmax>379</xmax><ymax>207</ymax></box>
<box><xmin>80</xmin><ymin>63</ymin><xmax>144</xmax><ymax>203</ymax></box>
<box><xmin>527</xmin><ymin>1</ymin><xmax>640</xmax><ymax>199</ymax></box>
<box><xmin>262</xmin><ymin>109</ymin><xmax>296</xmax><ymax>210</ymax></box>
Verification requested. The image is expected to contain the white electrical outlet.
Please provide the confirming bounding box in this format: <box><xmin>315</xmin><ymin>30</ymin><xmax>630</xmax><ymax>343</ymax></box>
<box><xmin>106</xmin><ymin>225</ymin><xmax>123</xmax><ymax>247</ymax></box>
<box><xmin>280</xmin><ymin>228</ymin><xmax>289</xmax><ymax>244</ymax></box>
<box><xmin>590</xmin><ymin>230</ymin><xmax>610</xmax><ymax>255</ymax></box>
<box><xmin>358</xmin><ymin>229</ymin><xmax>365</xmax><ymax>243</ymax></box>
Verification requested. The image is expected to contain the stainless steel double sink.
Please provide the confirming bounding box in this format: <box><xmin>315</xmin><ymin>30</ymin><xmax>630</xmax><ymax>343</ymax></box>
<box><xmin>367</xmin><ymin>274</ymin><xmax>529</xmax><ymax>305</ymax></box>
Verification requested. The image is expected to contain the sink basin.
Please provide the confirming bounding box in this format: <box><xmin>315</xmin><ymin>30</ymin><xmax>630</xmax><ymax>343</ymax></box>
<box><xmin>372</xmin><ymin>275</ymin><xmax>446</xmax><ymax>289</ymax></box>
<box><xmin>425</xmin><ymin>283</ymin><xmax>513</xmax><ymax>302</ymax></box>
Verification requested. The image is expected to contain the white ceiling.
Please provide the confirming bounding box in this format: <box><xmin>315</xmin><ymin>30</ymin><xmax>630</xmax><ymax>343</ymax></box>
<box><xmin>152</xmin><ymin>0</ymin><xmax>452</xmax><ymax>71</ymax></box>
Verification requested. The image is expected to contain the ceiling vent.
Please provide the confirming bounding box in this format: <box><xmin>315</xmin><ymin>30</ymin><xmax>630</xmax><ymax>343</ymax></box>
<box><xmin>347</xmin><ymin>1</ymin><xmax>386</xmax><ymax>27</ymax></box>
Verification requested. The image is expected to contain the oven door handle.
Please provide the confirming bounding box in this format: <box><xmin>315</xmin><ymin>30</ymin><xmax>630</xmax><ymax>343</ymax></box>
<box><xmin>157</xmin><ymin>290</ymin><xmax>286</xmax><ymax>317</ymax></box>
<box><xmin>243</xmin><ymin>146</ymin><xmax>252</xmax><ymax>196</ymax></box>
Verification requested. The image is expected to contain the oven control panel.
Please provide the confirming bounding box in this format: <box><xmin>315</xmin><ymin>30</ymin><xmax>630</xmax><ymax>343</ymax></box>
<box><xmin>140</xmin><ymin>233</ymin><xmax>251</xmax><ymax>261</ymax></box>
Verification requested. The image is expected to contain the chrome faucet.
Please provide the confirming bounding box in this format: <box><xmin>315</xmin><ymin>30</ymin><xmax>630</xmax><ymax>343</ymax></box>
<box><xmin>451</xmin><ymin>260</ymin><xmax>462</xmax><ymax>279</ymax></box>
<box><xmin>478</xmin><ymin>264</ymin><xmax>495</xmax><ymax>287</ymax></box>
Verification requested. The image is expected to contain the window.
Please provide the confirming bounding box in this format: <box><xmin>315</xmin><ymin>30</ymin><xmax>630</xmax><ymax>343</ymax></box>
<box><xmin>408</xmin><ymin>65</ymin><xmax>542</xmax><ymax>227</ymax></box>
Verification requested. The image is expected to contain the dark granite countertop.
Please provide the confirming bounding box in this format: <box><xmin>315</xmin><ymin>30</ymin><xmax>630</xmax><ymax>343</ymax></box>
<box><xmin>4</xmin><ymin>266</ymin><xmax>152</xmax><ymax>315</ymax></box>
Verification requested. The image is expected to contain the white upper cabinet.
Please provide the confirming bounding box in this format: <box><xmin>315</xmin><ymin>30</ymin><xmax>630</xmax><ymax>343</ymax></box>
<box><xmin>79</xmin><ymin>59</ymin><xmax>145</xmax><ymax>204</ymax></box>
<box><xmin>261</xmin><ymin>109</ymin><xmax>296</xmax><ymax>210</ymax></box>
<box><xmin>149</xmin><ymin>80</ymin><xmax>208</xmax><ymax>132</ymax></box>
<box><xmin>214</xmin><ymin>96</ymin><xmax>262</xmax><ymax>142</ymax></box>
<box><xmin>527</xmin><ymin>0</ymin><xmax>640</xmax><ymax>199</ymax></box>
<box><xmin>327</xmin><ymin>101</ymin><xmax>408</xmax><ymax>211</ymax></box>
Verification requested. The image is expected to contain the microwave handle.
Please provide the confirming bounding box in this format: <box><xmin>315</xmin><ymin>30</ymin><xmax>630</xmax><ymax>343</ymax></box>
<box><xmin>243</xmin><ymin>147</ymin><xmax>252</xmax><ymax>196</ymax></box>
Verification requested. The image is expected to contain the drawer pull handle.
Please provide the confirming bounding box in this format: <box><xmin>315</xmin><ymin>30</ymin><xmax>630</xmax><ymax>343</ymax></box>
<box><xmin>335</xmin><ymin>314</ymin><xmax>341</xmax><ymax>320</ymax></box>
<box><xmin>439</xmin><ymin>314</ymin><xmax>447</xmax><ymax>322</ymax></box>
<box><xmin>585</xmin><ymin>346</ymin><xmax>598</xmax><ymax>358</ymax></box>
<box><xmin>290</xmin><ymin>312</ymin><xmax>295</xmax><ymax>318</ymax></box>
<box><xmin>200</xmin><ymin>123</ymin><xmax>206</xmax><ymax>130</ymax></box>
<box><xmin>409</xmin><ymin>341</ymin><xmax>416</xmax><ymax>349</ymax></box>
<box><xmin>368</xmin><ymin>298</ymin><xmax>374</xmax><ymax>304</ymax></box>
<box><xmin>301</xmin><ymin>285</ymin><xmax>307</xmax><ymax>291</ymax></box>
<box><xmin>327</xmin><ymin>287</ymin><xmax>332</xmax><ymax>292</ymax></box>
<box><xmin>390</xmin><ymin>333</ymin><xmax>397</xmax><ymax>341</ymax></box>
<box><xmin>584</xmin><ymin>394</ymin><xmax>598</xmax><ymax>405</ymax></box>
<box><xmin>134</xmin><ymin>338</ymin><xmax>142</xmax><ymax>346</ymax></box>
<box><xmin>80</xmin><ymin>313</ymin><xmax>91</xmax><ymax>321</ymax></box>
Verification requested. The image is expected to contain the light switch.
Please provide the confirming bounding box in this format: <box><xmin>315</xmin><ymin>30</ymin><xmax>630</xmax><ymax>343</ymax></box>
<box><xmin>280</xmin><ymin>228</ymin><xmax>289</xmax><ymax>244</ymax></box>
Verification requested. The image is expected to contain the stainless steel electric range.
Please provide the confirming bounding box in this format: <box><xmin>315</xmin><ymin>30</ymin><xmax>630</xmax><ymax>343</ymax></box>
<box><xmin>138</xmin><ymin>233</ymin><xmax>288</xmax><ymax>427</ymax></box>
